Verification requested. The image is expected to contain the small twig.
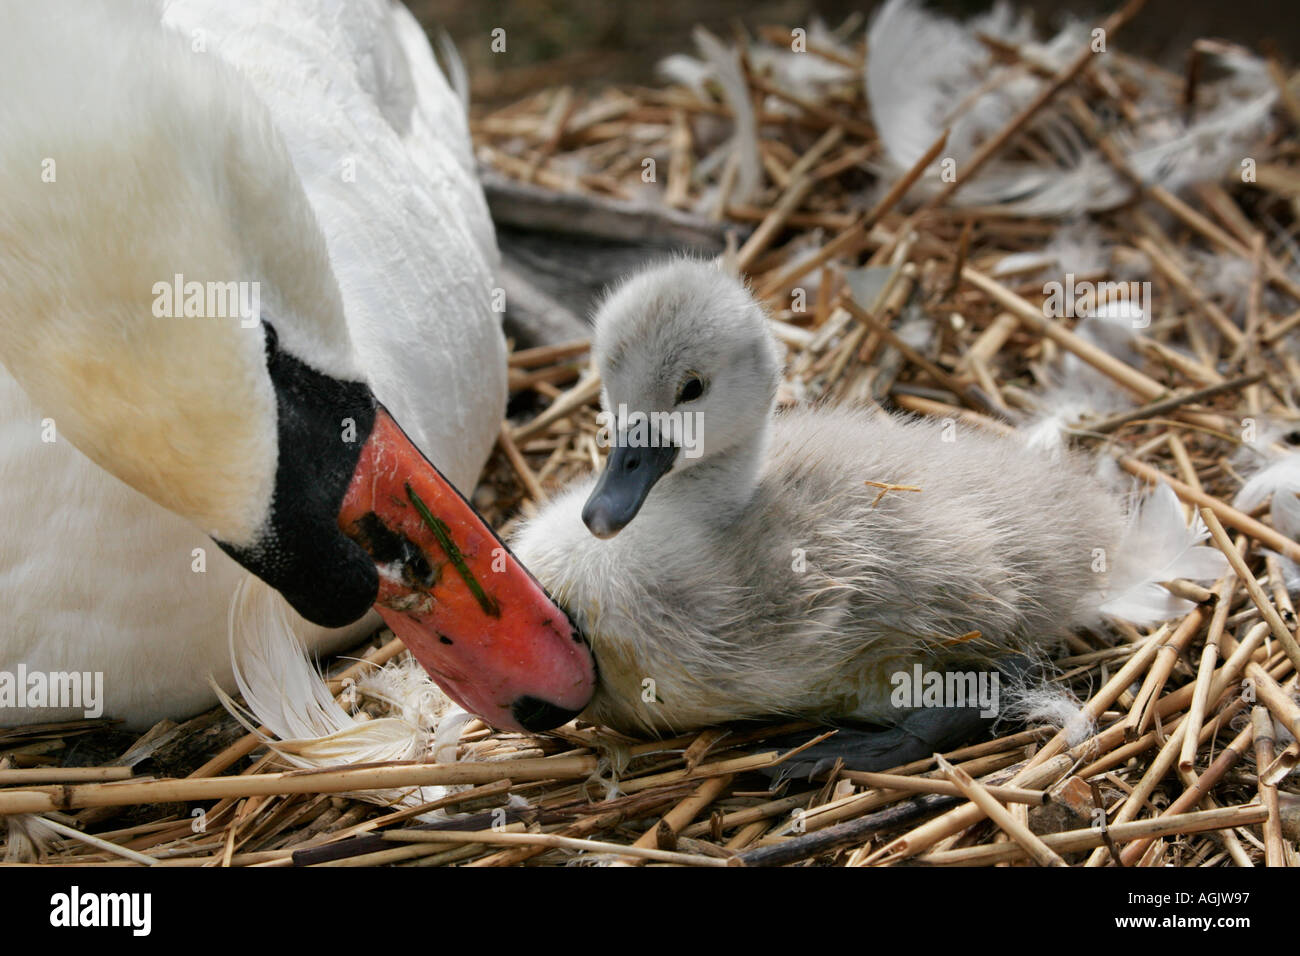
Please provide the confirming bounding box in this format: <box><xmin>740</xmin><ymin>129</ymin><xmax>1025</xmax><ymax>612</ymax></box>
<box><xmin>1080</xmin><ymin>372</ymin><xmax>1265</xmax><ymax>435</ymax></box>
<box><xmin>31</xmin><ymin>816</ymin><xmax>159</xmax><ymax>867</ymax></box>
<box><xmin>382</xmin><ymin>826</ymin><xmax>732</xmax><ymax>866</ymax></box>
<box><xmin>1251</xmin><ymin>707</ymin><xmax>1288</xmax><ymax>866</ymax></box>
<box><xmin>862</xmin><ymin>480</ymin><xmax>923</xmax><ymax>508</ymax></box>
<box><xmin>917</xmin><ymin>804</ymin><xmax>1267</xmax><ymax>866</ymax></box>
<box><xmin>498</xmin><ymin>422</ymin><xmax>548</xmax><ymax>504</ymax></box>
<box><xmin>935</xmin><ymin>754</ymin><xmax>1067</xmax><ymax>866</ymax></box>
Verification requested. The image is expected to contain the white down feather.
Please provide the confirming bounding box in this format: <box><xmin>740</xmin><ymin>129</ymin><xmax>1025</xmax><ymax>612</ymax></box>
<box><xmin>865</xmin><ymin>0</ymin><xmax>1276</xmax><ymax>217</ymax></box>
<box><xmin>1099</xmin><ymin>483</ymin><xmax>1230</xmax><ymax>624</ymax></box>
<box><xmin>1234</xmin><ymin>452</ymin><xmax>1300</xmax><ymax>539</ymax></box>
<box><xmin>1233</xmin><ymin>429</ymin><xmax>1300</xmax><ymax>591</ymax></box>
<box><xmin>217</xmin><ymin>576</ymin><xmax>468</xmax><ymax>808</ymax></box>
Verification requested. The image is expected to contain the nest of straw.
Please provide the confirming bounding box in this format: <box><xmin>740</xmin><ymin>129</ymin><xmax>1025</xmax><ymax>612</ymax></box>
<box><xmin>4</xmin><ymin>3</ymin><xmax>1300</xmax><ymax>867</ymax></box>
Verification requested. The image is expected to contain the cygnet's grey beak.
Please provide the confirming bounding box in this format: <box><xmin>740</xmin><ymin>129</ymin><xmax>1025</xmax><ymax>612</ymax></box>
<box><xmin>582</xmin><ymin>440</ymin><xmax>678</xmax><ymax>538</ymax></box>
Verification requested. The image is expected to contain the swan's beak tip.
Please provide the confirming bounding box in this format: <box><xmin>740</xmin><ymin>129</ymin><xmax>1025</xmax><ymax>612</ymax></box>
<box><xmin>339</xmin><ymin>408</ymin><xmax>596</xmax><ymax>733</ymax></box>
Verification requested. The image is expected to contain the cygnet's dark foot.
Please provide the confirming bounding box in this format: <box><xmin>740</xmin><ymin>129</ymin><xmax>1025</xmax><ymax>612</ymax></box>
<box><xmin>764</xmin><ymin>655</ymin><xmax>1041</xmax><ymax>780</ymax></box>
<box><xmin>766</xmin><ymin>706</ymin><xmax>994</xmax><ymax>781</ymax></box>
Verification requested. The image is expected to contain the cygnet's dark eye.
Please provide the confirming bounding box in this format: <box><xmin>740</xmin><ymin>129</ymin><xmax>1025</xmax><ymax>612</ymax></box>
<box><xmin>1285</xmin><ymin>430</ymin><xmax>1300</xmax><ymax>446</ymax></box>
<box><xmin>677</xmin><ymin>374</ymin><xmax>706</xmax><ymax>404</ymax></box>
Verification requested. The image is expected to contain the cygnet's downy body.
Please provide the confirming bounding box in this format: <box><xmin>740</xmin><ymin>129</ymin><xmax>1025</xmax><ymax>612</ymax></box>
<box><xmin>512</xmin><ymin>260</ymin><xmax>1125</xmax><ymax>761</ymax></box>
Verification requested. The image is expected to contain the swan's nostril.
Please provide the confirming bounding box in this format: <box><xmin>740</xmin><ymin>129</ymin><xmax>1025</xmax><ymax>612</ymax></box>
<box><xmin>625</xmin><ymin>455</ymin><xmax>640</xmax><ymax>472</ymax></box>
<box><xmin>511</xmin><ymin>696</ymin><xmax>581</xmax><ymax>732</ymax></box>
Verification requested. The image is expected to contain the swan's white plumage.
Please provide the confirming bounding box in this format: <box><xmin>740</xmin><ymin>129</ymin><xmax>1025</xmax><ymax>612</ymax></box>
<box><xmin>0</xmin><ymin>0</ymin><xmax>503</xmax><ymax>727</ymax></box>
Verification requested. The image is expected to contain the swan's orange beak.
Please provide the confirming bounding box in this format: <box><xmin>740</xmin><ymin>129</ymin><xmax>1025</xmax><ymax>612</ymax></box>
<box><xmin>337</xmin><ymin>408</ymin><xmax>596</xmax><ymax>733</ymax></box>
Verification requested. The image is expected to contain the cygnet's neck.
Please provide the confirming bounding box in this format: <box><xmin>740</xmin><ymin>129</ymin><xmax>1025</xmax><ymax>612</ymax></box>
<box><xmin>651</xmin><ymin>419</ymin><xmax>771</xmax><ymax>528</ymax></box>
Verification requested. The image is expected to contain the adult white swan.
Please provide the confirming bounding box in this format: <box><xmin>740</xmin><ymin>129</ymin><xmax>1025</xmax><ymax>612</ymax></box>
<box><xmin>0</xmin><ymin>0</ymin><xmax>595</xmax><ymax>730</ymax></box>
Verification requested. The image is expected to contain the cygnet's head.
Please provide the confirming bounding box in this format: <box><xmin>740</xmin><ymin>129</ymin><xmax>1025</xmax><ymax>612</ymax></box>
<box><xmin>582</xmin><ymin>259</ymin><xmax>782</xmax><ymax>538</ymax></box>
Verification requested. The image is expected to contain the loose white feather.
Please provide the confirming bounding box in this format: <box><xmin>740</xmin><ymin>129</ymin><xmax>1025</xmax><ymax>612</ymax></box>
<box><xmin>219</xmin><ymin>575</ymin><xmax>465</xmax><ymax>807</ymax></box>
<box><xmin>865</xmin><ymin>0</ymin><xmax>1276</xmax><ymax>217</ymax></box>
<box><xmin>749</xmin><ymin>22</ymin><xmax>857</xmax><ymax>106</ymax></box>
<box><xmin>867</xmin><ymin>0</ymin><xmax>1040</xmax><ymax>170</ymax></box>
<box><xmin>1234</xmin><ymin>451</ymin><xmax>1300</xmax><ymax>530</ymax></box>
<box><xmin>1098</xmin><ymin>483</ymin><xmax>1229</xmax><ymax>624</ymax></box>
<box><xmin>1021</xmin><ymin>322</ymin><xmax>1135</xmax><ymax>453</ymax></box>
<box><xmin>1000</xmin><ymin>681</ymin><xmax>1095</xmax><ymax>747</ymax></box>
<box><xmin>658</xmin><ymin>19</ymin><xmax>856</xmax><ymax>119</ymax></box>
<box><xmin>691</xmin><ymin>27</ymin><xmax>761</xmax><ymax>205</ymax></box>
<box><xmin>1232</xmin><ymin>434</ymin><xmax>1300</xmax><ymax>592</ymax></box>
<box><xmin>1186</xmin><ymin>248</ymin><xmax>1255</xmax><ymax>320</ymax></box>
<box><xmin>656</xmin><ymin>53</ymin><xmax>714</xmax><ymax>103</ymax></box>
<box><xmin>994</xmin><ymin>221</ymin><xmax>1112</xmax><ymax>278</ymax></box>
